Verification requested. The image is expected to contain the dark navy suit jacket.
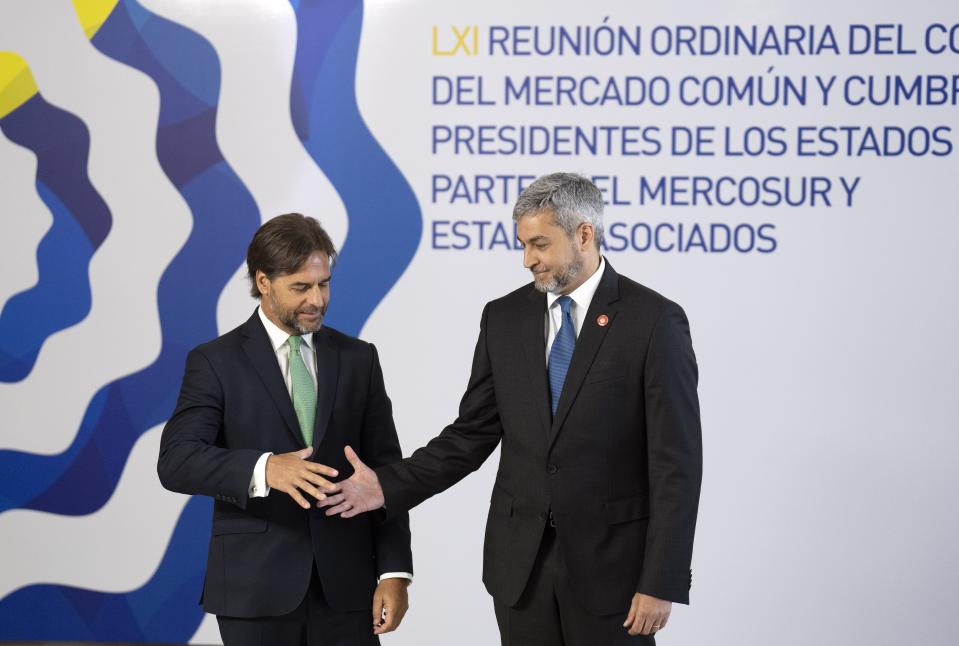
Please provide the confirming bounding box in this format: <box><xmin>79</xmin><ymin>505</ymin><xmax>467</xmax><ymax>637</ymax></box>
<box><xmin>378</xmin><ymin>262</ymin><xmax>701</xmax><ymax>615</ymax></box>
<box><xmin>159</xmin><ymin>311</ymin><xmax>412</xmax><ymax>617</ymax></box>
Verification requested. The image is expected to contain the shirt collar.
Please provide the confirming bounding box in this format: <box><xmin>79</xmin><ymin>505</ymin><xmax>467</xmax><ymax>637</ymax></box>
<box><xmin>546</xmin><ymin>257</ymin><xmax>606</xmax><ymax>312</ymax></box>
<box><xmin>257</xmin><ymin>305</ymin><xmax>314</xmax><ymax>352</ymax></box>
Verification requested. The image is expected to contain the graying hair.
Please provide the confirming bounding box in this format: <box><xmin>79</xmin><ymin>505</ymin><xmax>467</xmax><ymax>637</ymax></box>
<box><xmin>512</xmin><ymin>173</ymin><xmax>604</xmax><ymax>247</ymax></box>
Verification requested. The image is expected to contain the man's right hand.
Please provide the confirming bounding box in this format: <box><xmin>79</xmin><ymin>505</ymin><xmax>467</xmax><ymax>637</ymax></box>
<box><xmin>266</xmin><ymin>447</ymin><xmax>339</xmax><ymax>509</ymax></box>
<box><xmin>316</xmin><ymin>445</ymin><xmax>385</xmax><ymax>517</ymax></box>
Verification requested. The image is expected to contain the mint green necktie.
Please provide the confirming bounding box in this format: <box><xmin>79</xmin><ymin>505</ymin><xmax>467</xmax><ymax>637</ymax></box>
<box><xmin>286</xmin><ymin>336</ymin><xmax>316</xmax><ymax>446</ymax></box>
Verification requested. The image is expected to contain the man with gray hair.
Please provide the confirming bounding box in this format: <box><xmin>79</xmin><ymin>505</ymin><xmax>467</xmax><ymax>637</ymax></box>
<box><xmin>320</xmin><ymin>173</ymin><xmax>702</xmax><ymax>644</ymax></box>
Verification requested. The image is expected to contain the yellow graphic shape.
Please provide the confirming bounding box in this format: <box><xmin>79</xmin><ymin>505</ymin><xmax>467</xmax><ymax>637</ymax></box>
<box><xmin>72</xmin><ymin>0</ymin><xmax>120</xmax><ymax>40</ymax></box>
<box><xmin>0</xmin><ymin>52</ymin><xmax>38</xmax><ymax>120</ymax></box>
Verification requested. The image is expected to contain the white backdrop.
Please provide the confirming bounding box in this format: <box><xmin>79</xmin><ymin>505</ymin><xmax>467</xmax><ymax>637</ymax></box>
<box><xmin>1</xmin><ymin>1</ymin><xmax>957</xmax><ymax>644</ymax></box>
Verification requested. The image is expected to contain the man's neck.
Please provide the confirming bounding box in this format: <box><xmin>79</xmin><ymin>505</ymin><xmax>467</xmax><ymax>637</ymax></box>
<box><xmin>560</xmin><ymin>253</ymin><xmax>602</xmax><ymax>295</ymax></box>
<box><xmin>260</xmin><ymin>302</ymin><xmax>297</xmax><ymax>337</ymax></box>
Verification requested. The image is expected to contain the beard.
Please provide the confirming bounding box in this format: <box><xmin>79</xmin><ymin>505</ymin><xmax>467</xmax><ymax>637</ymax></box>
<box><xmin>268</xmin><ymin>290</ymin><xmax>325</xmax><ymax>335</ymax></box>
<box><xmin>532</xmin><ymin>248</ymin><xmax>585</xmax><ymax>294</ymax></box>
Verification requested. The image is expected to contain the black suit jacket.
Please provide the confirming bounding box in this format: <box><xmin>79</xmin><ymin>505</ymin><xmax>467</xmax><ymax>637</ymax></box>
<box><xmin>378</xmin><ymin>262</ymin><xmax>701</xmax><ymax>615</ymax></box>
<box><xmin>158</xmin><ymin>311</ymin><xmax>412</xmax><ymax>618</ymax></box>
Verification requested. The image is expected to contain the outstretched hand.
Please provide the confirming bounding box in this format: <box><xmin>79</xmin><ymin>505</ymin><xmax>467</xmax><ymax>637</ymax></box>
<box><xmin>265</xmin><ymin>446</ymin><xmax>339</xmax><ymax>509</ymax></box>
<box><xmin>318</xmin><ymin>445</ymin><xmax>385</xmax><ymax>517</ymax></box>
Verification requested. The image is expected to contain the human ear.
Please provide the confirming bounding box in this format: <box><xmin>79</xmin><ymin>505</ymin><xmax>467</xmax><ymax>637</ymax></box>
<box><xmin>256</xmin><ymin>270</ymin><xmax>271</xmax><ymax>296</ymax></box>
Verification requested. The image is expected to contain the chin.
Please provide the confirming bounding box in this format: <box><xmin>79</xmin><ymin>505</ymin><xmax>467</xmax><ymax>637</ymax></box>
<box><xmin>299</xmin><ymin>322</ymin><xmax>323</xmax><ymax>334</ymax></box>
<box><xmin>533</xmin><ymin>278</ymin><xmax>559</xmax><ymax>294</ymax></box>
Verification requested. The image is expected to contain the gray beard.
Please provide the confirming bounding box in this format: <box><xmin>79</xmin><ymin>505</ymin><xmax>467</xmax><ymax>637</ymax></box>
<box><xmin>269</xmin><ymin>291</ymin><xmax>324</xmax><ymax>335</ymax></box>
<box><xmin>533</xmin><ymin>254</ymin><xmax>584</xmax><ymax>294</ymax></box>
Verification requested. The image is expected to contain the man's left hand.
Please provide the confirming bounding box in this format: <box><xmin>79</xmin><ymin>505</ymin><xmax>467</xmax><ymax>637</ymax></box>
<box><xmin>623</xmin><ymin>593</ymin><xmax>671</xmax><ymax>636</ymax></box>
<box><xmin>372</xmin><ymin>578</ymin><xmax>409</xmax><ymax>635</ymax></box>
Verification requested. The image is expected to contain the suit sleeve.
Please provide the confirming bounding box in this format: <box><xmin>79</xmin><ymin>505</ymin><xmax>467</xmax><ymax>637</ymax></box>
<box><xmin>157</xmin><ymin>348</ymin><xmax>262</xmax><ymax>509</ymax></box>
<box><xmin>636</xmin><ymin>303</ymin><xmax>703</xmax><ymax>604</ymax></box>
<box><xmin>361</xmin><ymin>344</ymin><xmax>414</xmax><ymax>576</ymax></box>
<box><xmin>376</xmin><ymin>303</ymin><xmax>503</xmax><ymax>515</ymax></box>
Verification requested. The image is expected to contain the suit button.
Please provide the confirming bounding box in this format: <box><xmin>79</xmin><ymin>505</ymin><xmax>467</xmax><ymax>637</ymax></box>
<box><xmin>547</xmin><ymin>464</ymin><xmax>558</xmax><ymax>475</ymax></box>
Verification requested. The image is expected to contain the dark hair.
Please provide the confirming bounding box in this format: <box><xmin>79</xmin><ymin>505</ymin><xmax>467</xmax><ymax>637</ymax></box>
<box><xmin>246</xmin><ymin>213</ymin><xmax>337</xmax><ymax>298</ymax></box>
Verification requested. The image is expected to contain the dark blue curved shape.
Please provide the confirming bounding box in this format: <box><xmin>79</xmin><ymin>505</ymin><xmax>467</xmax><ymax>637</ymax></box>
<box><xmin>2</xmin><ymin>0</ymin><xmax>420</xmax><ymax>641</ymax></box>
<box><xmin>0</xmin><ymin>0</ymin><xmax>257</xmax><ymax>516</ymax></box>
<box><xmin>0</xmin><ymin>93</ymin><xmax>112</xmax><ymax>381</ymax></box>
<box><xmin>0</xmin><ymin>496</ymin><xmax>211</xmax><ymax>641</ymax></box>
<box><xmin>289</xmin><ymin>0</ymin><xmax>422</xmax><ymax>336</ymax></box>
<box><xmin>1</xmin><ymin>1</ymin><xmax>258</xmax><ymax>641</ymax></box>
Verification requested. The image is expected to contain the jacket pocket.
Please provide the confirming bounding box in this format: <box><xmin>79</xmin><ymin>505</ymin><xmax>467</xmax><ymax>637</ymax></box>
<box><xmin>603</xmin><ymin>495</ymin><xmax>649</xmax><ymax>524</ymax></box>
<box><xmin>584</xmin><ymin>367</ymin><xmax>629</xmax><ymax>385</ymax></box>
<box><xmin>211</xmin><ymin>517</ymin><xmax>268</xmax><ymax>535</ymax></box>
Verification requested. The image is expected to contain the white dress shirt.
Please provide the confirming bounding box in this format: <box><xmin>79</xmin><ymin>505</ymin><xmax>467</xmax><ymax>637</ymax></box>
<box><xmin>249</xmin><ymin>306</ymin><xmax>318</xmax><ymax>498</ymax></box>
<box><xmin>545</xmin><ymin>257</ymin><xmax>606</xmax><ymax>362</ymax></box>
<box><xmin>249</xmin><ymin>307</ymin><xmax>411</xmax><ymax>583</ymax></box>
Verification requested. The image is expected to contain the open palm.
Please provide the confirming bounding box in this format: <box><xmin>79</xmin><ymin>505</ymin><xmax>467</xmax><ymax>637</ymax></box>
<box><xmin>318</xmin><ymin>445</ymin><xmax>385</xmax><ymax>517</ymax></box>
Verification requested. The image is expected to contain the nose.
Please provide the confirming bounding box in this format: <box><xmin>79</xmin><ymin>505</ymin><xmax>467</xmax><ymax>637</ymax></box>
<box><xmin>307</xmin><ymin>286</ymin><xmax>324</xmax><ymax>308</ymax></box>
<box><xmin>523</xmin><ymin>246</ymin><xmax>536</xmax><ymax>269</ymax></box>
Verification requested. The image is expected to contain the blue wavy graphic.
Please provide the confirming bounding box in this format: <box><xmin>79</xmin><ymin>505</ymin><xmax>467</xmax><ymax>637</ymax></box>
<box><xmin>0</xmin><ymin>93</ymin><xmax>112</xmax><ymax>381</ymax></box>
<box><xmin>2</xmin><ymin>0</ymin><xmax>424</xmax><ymax>641</ymax></box>
<box><xmin>289</xmin><ymin>0</ymin><xmax>421</xmax><ymax>336</ymax></box>
<box><xmin>0</xmin><ymin>496</ymin><xmax>211</xmax><ymax>641</ymax></box>
<box><xmin>0</xmin><ymin>0</ymin><xmax>257</xmax><ymax>640</ymax></box>
<box><xmin>0</xmin><ymin>0</ymin><xmax>257</xmax><ymax>514</ymax></box>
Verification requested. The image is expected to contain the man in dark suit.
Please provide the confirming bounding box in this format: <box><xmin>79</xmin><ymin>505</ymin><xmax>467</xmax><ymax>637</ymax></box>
<box><xmin>158</xmin><ymin>214</ymin><xmax>413</xmax><ymax>646</ymax></box>
<box><xmin>320</xmin><ymin>174</ymin><xmax>702</xmax><ymax>645</ymax></box>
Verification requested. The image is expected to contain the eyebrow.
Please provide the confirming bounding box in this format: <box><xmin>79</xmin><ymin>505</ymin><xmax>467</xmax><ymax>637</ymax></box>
<box><xmin>522</xmin><ymin>235</ymin><xmax>549</xmax><ymax>244</ymax></box>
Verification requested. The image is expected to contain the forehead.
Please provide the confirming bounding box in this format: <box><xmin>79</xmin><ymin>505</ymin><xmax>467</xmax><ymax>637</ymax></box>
<box><xmin>282</xmin><ymin>252</ymin><xmax>331</xmax><ymax>280</ymax></box>
<box><xmin>516</xmin><ymin>210</ymin><xmax>561</xmax><ymax>240</ymax></box>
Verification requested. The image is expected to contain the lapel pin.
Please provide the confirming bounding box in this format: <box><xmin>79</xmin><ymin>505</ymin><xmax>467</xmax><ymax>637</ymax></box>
<box><xmin>597</xmin><ymin>314</ymin><xmax>609</xmax><ymax>327</ymax></box>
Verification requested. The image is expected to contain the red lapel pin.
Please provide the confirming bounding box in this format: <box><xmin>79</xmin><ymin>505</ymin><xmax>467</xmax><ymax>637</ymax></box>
<box><xmin>597</xmin><ymin>314</ymin><xmax>609</xmax><ymax>327</ymax></box>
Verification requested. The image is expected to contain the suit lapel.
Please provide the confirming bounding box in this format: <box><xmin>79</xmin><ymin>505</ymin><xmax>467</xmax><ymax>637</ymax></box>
<box><xmin>240</xmin><ymin>311</ymin><xmax>305</xmax><ymax>447</ymax></box>
<box><xmin>520</xmin><ymin>288</ymin><xmax>552</xmax><ymax>439</ymax></box>
<box><xmin>548</xmin><ymin>262</ymin><xmax>621</xmax><ymax>450</ymax></box>
<box><xmin>310</xmin><ymin>328</ymin><xmax>339</xmax><ymax>451</ymax></box>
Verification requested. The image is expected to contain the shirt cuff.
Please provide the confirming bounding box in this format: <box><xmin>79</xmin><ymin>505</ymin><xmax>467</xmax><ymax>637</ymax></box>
<box><xmin>248</xmin><ymin>452</ymin><xmax>273</xmax><ymax>498</ymax></box>
<box><xmin>378</xmin><ymin>572</ymin><xmax>413</xmax><ymax>584</ymax></box>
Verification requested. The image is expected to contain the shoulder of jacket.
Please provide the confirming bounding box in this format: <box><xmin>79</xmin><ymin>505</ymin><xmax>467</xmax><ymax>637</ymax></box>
<box><xmin>486</xmin><ymin>282</ymin><xmax>537</xmax><ymax>314</ymax></box>
<box><xmin>616</xmin><ymin>274</ymin><xmax>684</xmax><ymax>315</ymax></box>
<box><xmin>319</xmin><ymin>326</ymin><xmax>376</xmax><ymax>358</ymax></box>
<box><xmin>190</xmin><ymin>322</ymin><xmax>246</xmax><ymax>357</ymax></box>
